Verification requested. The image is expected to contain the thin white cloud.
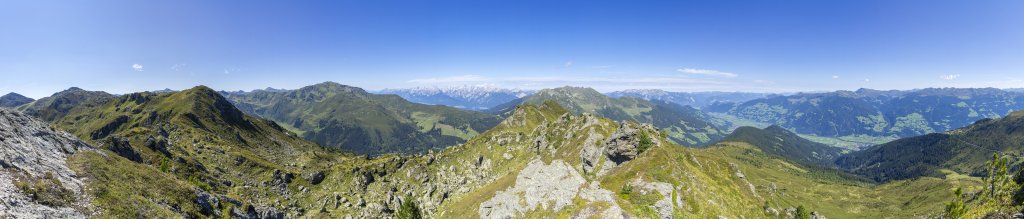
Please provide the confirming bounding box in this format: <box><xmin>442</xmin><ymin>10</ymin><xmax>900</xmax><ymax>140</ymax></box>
<box><xmin>864</xmin><ymin>78</ymin><xmax>870</xmax><ymax>82</ymax></box>
<box><xmin>132</xmin><ymin>64</ymin><xmax>144</xmax><ymax>72</ymax></box>
<box><xmin>564</xmin><ymin>61</ymin><xmax>573</xmax><ymax>67</ymax></box>
<box><xmin>753</xmin><ymin>79</ymin><xmax>773</xmax><ymax>84</ymax></box>
<box><xmin>171</xmin><ymin>63</ymin><xmax>186</xmax><ymax>72</ymax></box>
<box><xmin>832</xmin><ymin>75</ymin><xmax>839</xmax><ymax>79</ymax></box>
<box><xmin>940</xmin><ymin>74</ymin><xmax>961</xmax><ymax>80</ymax></box>
<box><xmin>223</xmin><ymin>67</ymin><xmax>241</xmax><ymax>75</ymax></box>
<box><xmin>677</xmin><ymin>68</ymin><xmax>738</xmax><ymax>78</ymax></box>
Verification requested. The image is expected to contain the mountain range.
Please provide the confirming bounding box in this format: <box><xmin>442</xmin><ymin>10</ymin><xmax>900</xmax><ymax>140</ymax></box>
<box><xmin>220</xmin><ymin>82</ymin><xmax>502</xmax><ymax>155</ymax></box>
<box><xmin>607</xmin><ymin>89</ymin><xmax>772</xmax><ymax>109</ymax></box>
<box><xmin>489</xmin><ymin>86</ymin><xmax>728</xmax><ymax>146</ymax></box>
<box><xmin>378</xmin><ymin>86</ymin><xmax>533</xmax><ymax>111</ymax></box>
<box><xmin>3</xmin><ymin>83</ymin><xmax>1024</xmax><ymax>218</ymax></box>
<box><xmin>706</xmin><ymin>88</ymin><xmax>1024</xmax><ymax>140</ymax></box>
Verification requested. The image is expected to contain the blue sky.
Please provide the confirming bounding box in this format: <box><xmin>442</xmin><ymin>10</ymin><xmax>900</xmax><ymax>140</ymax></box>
<box><xmin>2</xmin><ymin>0</ymin><xmax>1023</xmax><ymax>98</ymax></box>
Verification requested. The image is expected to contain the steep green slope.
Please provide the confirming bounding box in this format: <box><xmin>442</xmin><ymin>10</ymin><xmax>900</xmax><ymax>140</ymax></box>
<box><xmin>491</xmin><ymin>86</ymin><xmax>727</xmax><ymax>147</ymax></box>
<box><xmin>55</xmin><ymin>86</ymin><xmax>341</xmax><ymax>218</ymax></box>
<box><xmin>222</xmin><ymin>82</ymin><xmax>501</xmax><ymax>155</ymax></box>
<box><xmin>721</xmin><ymin>125</ymin><xmax>845</xmax><ymax>167</ymax></box>
<box><xmin>19</xmin><ymin>87</ymin><xmax>115</xmax><ymax>122</ymax></box>
<box><xmin>836</xmin><ymin>110</ymin><xmax>1024</xmax><ymax>182</ymax></box>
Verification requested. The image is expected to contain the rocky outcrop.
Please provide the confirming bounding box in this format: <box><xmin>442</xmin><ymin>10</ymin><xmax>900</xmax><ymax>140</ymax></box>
<box><xmin>581</xmin><ymin>122</ymin><xmax>659</xmax><ymax>176</ymax></box>
<box><xmin>630</xmin><ymin>179</ymin><xmax>674</xmax><ymax>219</ymax></box>
<box><xmin>479</xmin><ymin>159</ymin><xmax>586</xmax><ymax>218</ymax></box>
<box><xmin>575</xmin><ymin>181</ymin><xmax>627</xmax><ymax>219</ymax></box>
<box><xmin>0</xmin><ymin>108</ymin><xmax>92</xmax><ymax>218</ymax></box>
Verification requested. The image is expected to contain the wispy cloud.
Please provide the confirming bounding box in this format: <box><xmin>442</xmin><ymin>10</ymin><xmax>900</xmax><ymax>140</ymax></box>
<box><xmin>940</xmin><ymin>74</ymin><xmax>961</xmax><ymax>80</ymax></box>
<box><xmin>677</xmin><ymin>68</ymin><xmax>738</xmax><ymax>78</ymax></box>
<box><xmin>223</xmin><ymin>67</ymin><xmax>241</xmax><ymax>75</ymax></box>
<box><xmin>564</xmin><ymin>61</ymin><xmax>573</xmax><ymax>67</ymax></box>
<box><xmin>832</xmin><ymin>75</ymin><xmax>839</xmax><ymax>79</ymax></box>
<box><xmin>132</xmin><ymin>64</ymin><xmax>144</xmax><ymax>72</ymax></box>
<box><xmin>171</xmin><ymin>63</ymin><xmax>186</xmax><ymax>72</ymax></box>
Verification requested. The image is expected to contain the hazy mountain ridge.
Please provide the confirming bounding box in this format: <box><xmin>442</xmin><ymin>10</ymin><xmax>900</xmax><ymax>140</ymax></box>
<box><xmin>378</xmin><ymin>86</ymin><xmax>534</xmax><ymax>111</ymax></box>
<box><xmin>607</xmin><ymin>89</ymin><xmax>772</xmax><ymax>109</ymax></box>
<box><xmin>490</xmin><ymin>86</ymin><xmax>728</xmax><ymax>147</ymax></box>
<box><xmin>709</xmin><ymin>87</ymin><xmax>1024</xmax><ymax>138</ymax></box>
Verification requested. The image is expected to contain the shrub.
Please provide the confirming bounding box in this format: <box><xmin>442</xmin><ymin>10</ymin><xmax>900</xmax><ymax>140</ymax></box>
<box><xmin>395</xmin><ymin>195</ymin><xmax>421</xmax><ymax>219</ymax></box>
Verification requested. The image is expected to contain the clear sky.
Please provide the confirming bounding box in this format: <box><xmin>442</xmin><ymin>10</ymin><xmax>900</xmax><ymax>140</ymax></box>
<box><xmin>2</xmin><ymin>0</ymin><xmax>1023</xmax><ymax>98</ymax></box>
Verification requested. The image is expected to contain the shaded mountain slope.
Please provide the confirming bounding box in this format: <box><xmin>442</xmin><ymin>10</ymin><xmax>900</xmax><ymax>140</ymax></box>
<box><xmin>0</xmin><ymin>92</ymin><xmax>33</xmax><ymax>108</ymax></box>
<box><xmin>721</xmin><ymin>125</ymin><xmax>844</xmax><ymax>167</ymax></box>
<box><xmin>836</xmin><ymin>110</ymin><xmax>1024</xmax><ymax>182</ymax></box>
<box><xmin>19</xmin><ymin>87</ymin><xmax>115</xmax><ymax>122</ymax></box>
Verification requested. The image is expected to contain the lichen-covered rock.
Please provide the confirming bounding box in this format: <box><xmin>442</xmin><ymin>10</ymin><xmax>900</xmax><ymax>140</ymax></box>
<box><xmin>479</xmin><ymin>159</ymin><xmax>586</xmax><ymax>218</ymax></box>
<box><xmin>630</xmin><ymin>178</ymin><xmax>674</xmax><ymax>219</ymax></box>
<box><xmin>0</xmin><ymin>108</ymin><xmax>92</xmax><ymax>218</ymax></box>
<box><xmin>604</xmin><ymin>122</ymin><xmax>644</xmax><ymax>165</ymax></box>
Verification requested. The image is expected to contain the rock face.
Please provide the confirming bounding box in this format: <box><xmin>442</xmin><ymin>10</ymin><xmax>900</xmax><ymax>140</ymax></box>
<box><xmin>582</xmin><ymin>122</ymin><xmax>659</xmax><ymax>176</ymax></box>
<box><xmin>0</xmin><ymin>108</ymin><xmax>92</xmax><ymax>218</ymax></box>
<box><xmin>479</xmin><ymin>159</ymin><xmax>586</xmax><ymax>218</ymax></box>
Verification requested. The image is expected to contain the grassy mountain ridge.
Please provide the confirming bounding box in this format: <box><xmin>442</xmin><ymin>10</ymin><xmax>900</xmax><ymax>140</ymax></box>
<box><xmin>221</xmin><ymin>81</ymin><xmax>501</xmax><ymax>155</ymax></box>
<box><xmin>54</xmin><ymin>85</ymin><xmax>340</xmax><ymax>217</ymax></box>
<box><xmin>490</xmin><ymin>86</ymin><xmax>727</xmax><ymax>147</ymax></box>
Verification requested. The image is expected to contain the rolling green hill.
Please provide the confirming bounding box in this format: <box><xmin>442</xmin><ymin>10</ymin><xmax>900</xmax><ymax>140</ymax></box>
<box><xmin>221</xmin><ymin>81</ymin><xmax>501</xmax><ymax>155</ymax></box>
<box><xmin>490</xmin><ymin>86</ymin><xmax>727</xmax><ymax>147</ymax></box>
